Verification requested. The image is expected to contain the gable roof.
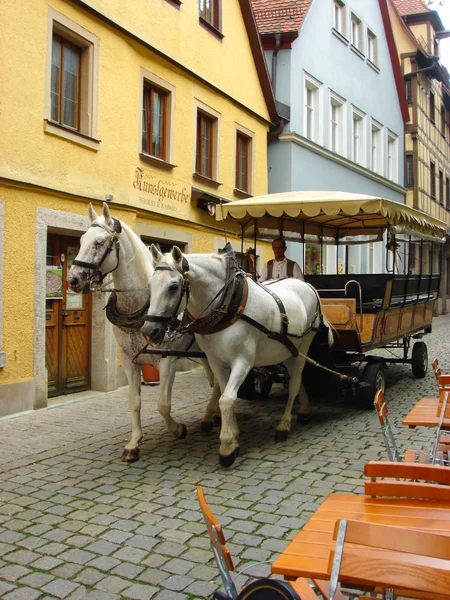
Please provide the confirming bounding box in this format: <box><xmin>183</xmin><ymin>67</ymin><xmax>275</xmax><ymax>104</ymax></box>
<box><xmin>391</xmin><ymin>0</ymin><xmax>431</xmax><ymax>15</ymax></box>
<box><xmin>251</xmin><ymin>0</ymin><xmax>312</xmax><ymax>37</ymax></box>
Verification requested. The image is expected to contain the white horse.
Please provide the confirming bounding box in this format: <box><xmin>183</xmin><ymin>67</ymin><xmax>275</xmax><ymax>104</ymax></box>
<box><xmin>67</xmin><ymin>203</ymin><xmax>220</xmax><ymax>462</ymax></box>
<box><xmin>142</xmin><ymin>245</ymin><xmax>334</xmax><ymax>467</ymax></box>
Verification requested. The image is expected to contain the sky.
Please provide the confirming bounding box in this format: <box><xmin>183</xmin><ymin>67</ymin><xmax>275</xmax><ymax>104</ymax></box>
<box><xmin>434</xmin><ymin>2</ymin><xmax>450</xmax><ymax>71</ymax></box>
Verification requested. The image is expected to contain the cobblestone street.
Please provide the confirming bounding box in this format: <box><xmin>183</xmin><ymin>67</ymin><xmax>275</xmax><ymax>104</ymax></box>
<box><xmin>1</xmin><ymin>315</ymin><xmax>450</xmax><ymax>599</ymax></box>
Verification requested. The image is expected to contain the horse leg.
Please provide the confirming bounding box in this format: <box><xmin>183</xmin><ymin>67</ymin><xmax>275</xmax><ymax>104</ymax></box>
<box><xmin>121</xmin><ymin>356</ymin><xmax>143</xmax><ymax>462</ymax></box>
<box><xmin>297</xmin><ymin>382</ymin><xmax>310</xmax><ymax>424</ymax></box>
<box><xmin>157</xmin><ymin>357</ymin><xmax>187</xmax><ymax>440</ymax></box>
<box><xmin>200</xmin><ymin>379</ymin><xmax>221</xmax><ymax>433</ymax></box>
<box><xmin>213</xmin><ymin>360</ymin><xmax>250</xmax><ymax>467</ymax></box>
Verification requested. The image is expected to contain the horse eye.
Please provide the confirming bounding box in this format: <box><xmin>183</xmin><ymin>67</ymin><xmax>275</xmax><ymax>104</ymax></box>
<box><xmin>168</xmin><ymin>284</ymin><xmax>178</xmax><ymax>292</ymax></box>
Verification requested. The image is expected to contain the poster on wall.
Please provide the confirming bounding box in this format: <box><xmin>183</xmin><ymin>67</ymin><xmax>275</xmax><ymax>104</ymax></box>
<box><xmin>46</xmin><ymin>266</ymin><xmax>63</xmax><ymax>299</ymax></box>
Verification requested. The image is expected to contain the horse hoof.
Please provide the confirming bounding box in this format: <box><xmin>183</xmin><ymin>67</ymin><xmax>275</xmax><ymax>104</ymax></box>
<box><xmin>121</xmin><ymin>448</ymin><xmax>140</xmax><ymax>462</ymax></box>
<box><xmin>275</xmin><ymin>429</ymin><xmax>289</xmax><ymax>442</ymax></box>
<box><xmin>213</xmin><ymin>414</ymin><xmax>222</xmax><ymax>427</ymax></box>
<box><xmin>298</xmin><ymin>413</ymin><xmax>310</xmax><ymax>424</ymax></box>
<box><xmin>201</xmin><ymin>421</ymin><xmax>213</xmax><ymax>434</ymax></box>
<box><xmin>177</xmin><ymin>424</ymin><xmax>187</xmax><ymax>440</ymax></box>
<box><xmin>219</xmin><ymin>447</ymin><xmax>240</xmax><ymax>468</ymax></box>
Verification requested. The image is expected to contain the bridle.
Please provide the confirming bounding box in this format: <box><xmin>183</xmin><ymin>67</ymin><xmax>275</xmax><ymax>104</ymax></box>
<box><xmin>72</xmin><ymin>218</ymin><xmax>122</xmax><ymax>286</ymax></box>
<box><xmin>144</xmin><ymin>256</ymin><xmax>191</xmax><ymax>330</ymax></box>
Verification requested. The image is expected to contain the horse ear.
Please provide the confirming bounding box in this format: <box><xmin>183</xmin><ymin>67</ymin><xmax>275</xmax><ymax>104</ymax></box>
<box><xmin>172</xmin><ymin>246</ymin><xmax>183</xmax><ymax>266</ymax></box>
<box><xmin>88</xmin><ymin>203</ymin><xmax>99</xmax><ymax>223</ymax></box>
<box><xmin>151</xmin><ymin>244</ymin><xmax>163</xmax><ymax>264</ymax></box>
<box><xmin>102</xmin><ymin>202</ymin><xmax>114</xmax><ymax>227</ymax></box>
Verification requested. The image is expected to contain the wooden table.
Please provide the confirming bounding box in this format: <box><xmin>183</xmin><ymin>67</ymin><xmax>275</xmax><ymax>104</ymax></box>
<box><xmin>402</xmin><ymin>397</ymin><xmax>450</xmax><ymax>429</ymax></box>
<box><xmin>271</xmin><ymin>492</ymin><xmax>450</xmax><ymax>582</ymax></box>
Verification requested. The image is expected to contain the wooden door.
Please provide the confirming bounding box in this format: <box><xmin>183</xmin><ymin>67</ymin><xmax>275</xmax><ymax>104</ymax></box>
<box><xmin>45</xmin><ymin>235</ymin><xmax>91</xmax><ymax>397</ymax></box>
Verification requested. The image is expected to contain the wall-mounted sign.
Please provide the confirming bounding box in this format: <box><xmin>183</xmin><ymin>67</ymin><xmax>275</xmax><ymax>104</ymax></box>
<box><xmin>132</xmin><ymin>167</ymin><xmax>190</xmax><ymax>217</ymax></box>
<box><xmin>46</xmin><ymin>266</ymin><xmax>63</xmax><ymax>299</ymax></box>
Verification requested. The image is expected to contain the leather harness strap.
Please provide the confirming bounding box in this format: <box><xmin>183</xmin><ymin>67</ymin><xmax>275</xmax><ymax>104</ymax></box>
<box><xmin>104</xmin><ymin>291</ymin><xmax>150</xmax><ymax>331</ymax></box>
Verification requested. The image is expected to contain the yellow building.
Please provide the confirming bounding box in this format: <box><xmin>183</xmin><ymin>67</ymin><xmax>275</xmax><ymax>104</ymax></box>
<box><xmin>0</xmin><ymin>0</ymin><xmax>277</xmax><ymax>416</ymax></box>
<box><xmin>390</xmin><ymin>0</ymin><xmax>450</xmax><ymax>313</ymax></box>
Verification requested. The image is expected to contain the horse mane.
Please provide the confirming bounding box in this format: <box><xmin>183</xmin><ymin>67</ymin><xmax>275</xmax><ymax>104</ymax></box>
<box><xmin>118</xmin><ymin>221</ymin><xmax>154</xmax><ymax>279</ymax></box>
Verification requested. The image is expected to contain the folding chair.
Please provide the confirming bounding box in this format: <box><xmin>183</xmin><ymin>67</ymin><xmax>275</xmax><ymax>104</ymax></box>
<box><xmin>328</xmin><ymin>519</ymin><xmax>450</xmax><ymax>600</ymax></box>
<box><xmin>197</xmin><ymin>486</ymin><xmax>347</xmax><ymax>600</ymax></box>
<box><xmin>373</xmin><ymin>390</ymin><xmax>429</xmax><ymax>463</ymax></box>
<box><xmin>432</xmin><ymin>358</ymin><xmax>450</xmax><ymax>389</ymax></box>
<box><xmin>431</xmin><ymin>389</ymin><xmax>450</xmax><ymax>466</ymax></box>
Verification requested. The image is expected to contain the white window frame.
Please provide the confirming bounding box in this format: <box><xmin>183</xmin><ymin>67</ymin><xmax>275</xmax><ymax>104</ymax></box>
<box><xmin>387</xmin><ymin>131</ymin><xmax>398</xmax><ymax>183</ymax></box>
<box><xmin>351</xmin><ymin>13</ymin><xmax>363</xmax><ymax>53</ymax></box>
<box><xmin>371</xmin><ymin>119</ymin><xmax>383</xmax><ymax>174</ymax></box>
<box><xmin>329</xmin><ymin>91</ymin><xmax>345</xmax><ymax>155</ymax></box>
<box><xmin>352</xmin><ymin>107</ymin><xmax>365</xmax><ymax>166</ymax></box>
<box><xmin>139</xmin><ymin>68</ymin><xmax>176</xmax><ymax>165</ymax></box>
<box><xmin>44</xmin><ymin>8</ymin><xmax>100</xmax><ymax>150</ymax></box>
<box><xmin>234</xmin><ymin>123</ymin><xmax>255</xmax><ymax>195</ymax></box>
<box><xmin>333</xmin><ymin>0</ymin><xmax>346</xmax><ymax>37</ymax></box>
<box><xmin>367</xmin><ymin>29</ymin><xmax>378</xmax><ymax>65</ymax></box>
<box><xmin>304</xmin><ymin>73</ymin><xmax>322</xmax><ymax>144</ymax></box>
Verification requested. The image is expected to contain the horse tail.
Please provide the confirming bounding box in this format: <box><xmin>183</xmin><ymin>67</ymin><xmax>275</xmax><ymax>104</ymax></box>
<box><xmin>321</xmin><ymin>313</ymin><xmax>335</xmax><ymax>347</ymax></box>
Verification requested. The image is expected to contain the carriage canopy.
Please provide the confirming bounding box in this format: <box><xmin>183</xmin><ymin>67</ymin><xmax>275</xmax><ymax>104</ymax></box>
<box><xmin>216</xmin><ymin>191</ymin><xmax>448</xmax><ymax>243</ymax></box>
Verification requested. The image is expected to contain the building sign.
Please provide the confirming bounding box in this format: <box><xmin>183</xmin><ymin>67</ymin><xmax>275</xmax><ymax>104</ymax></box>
<box><xmin>46</xmin><ymin>266</ymin><xmax>63</xmax><ymax>299</ymax></box>
<box><xmin>133</xmin><ymin>167</ymin><xmax>190</xmax><ymax>217</ymax></box>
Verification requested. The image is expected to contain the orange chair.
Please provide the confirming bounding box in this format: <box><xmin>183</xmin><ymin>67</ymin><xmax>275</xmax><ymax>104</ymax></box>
<box><xmin>328</xmin><ymin>519</ymin><xmax>450</xmax><ymax>600</ymax></box>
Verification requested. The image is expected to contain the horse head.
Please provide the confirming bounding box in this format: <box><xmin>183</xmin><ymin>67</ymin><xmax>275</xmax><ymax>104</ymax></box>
<box><xmin>142</xmin><ymin>245</ymin><xmax>188</xmax><ymax>344</ymax></box>
<box><xmin>67</xmin><ymin>202</ymin><xmax>122</xmax><ymax>293</ymax></box>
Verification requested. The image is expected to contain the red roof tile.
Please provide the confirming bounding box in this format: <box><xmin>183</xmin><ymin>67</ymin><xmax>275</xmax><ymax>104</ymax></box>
<box><xmin>390</xmin><ymin>0</ymin><xmax>431</xmax><ymax>16</ymax></box>
<box><xmin>251</xmin><ymin>0</ymin><xmax>312</xmax><ymax>35</ymax></box>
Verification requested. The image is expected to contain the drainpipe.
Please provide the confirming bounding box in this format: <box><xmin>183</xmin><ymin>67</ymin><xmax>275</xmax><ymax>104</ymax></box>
<box><xmin>271</xmin><ymin>33</ymin><xmax>282</xmax><ymax>97</ymax></box>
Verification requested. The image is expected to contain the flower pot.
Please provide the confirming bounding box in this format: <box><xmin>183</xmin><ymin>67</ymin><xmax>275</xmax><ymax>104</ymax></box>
<box><xmin>142</xmin><ymin>364</ymin><xmax>160</xmax><ymax>385</ymax></box>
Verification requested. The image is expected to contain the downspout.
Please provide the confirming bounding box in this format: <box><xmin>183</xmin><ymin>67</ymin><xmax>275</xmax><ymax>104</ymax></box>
<box><xmin>271</xmin><ymin>33</ymin><xmax>282</xmax><ymax>97</ymax></box>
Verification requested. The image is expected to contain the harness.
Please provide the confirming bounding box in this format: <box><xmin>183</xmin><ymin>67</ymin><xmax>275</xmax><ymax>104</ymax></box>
<box><xmin>72</xmin><ymin>218</ymin><xmax>122</xmax><ymax>285</ymax></box>
<box><xmin>146</xmin><ymin>247</ymin><xmax>322</xmax><ymax>357</ymax></box>
<box><xmin>105</xmin><ymin>292</ymin><xmax>150</xmax><ymax>331</ymax></box>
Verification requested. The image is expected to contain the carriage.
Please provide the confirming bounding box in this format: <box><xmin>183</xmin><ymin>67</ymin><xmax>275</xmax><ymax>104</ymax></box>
<box><xmin>217</xmin><ymin>191</ymin><xmax>448</xmax><ymax>408</ymax></box>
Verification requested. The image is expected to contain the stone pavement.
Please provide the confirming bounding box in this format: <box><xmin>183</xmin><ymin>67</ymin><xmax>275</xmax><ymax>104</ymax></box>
<box><xmin>1</xmin><ymin>315</ymin><xmax>450</xmax><ymax>600</ymax></box>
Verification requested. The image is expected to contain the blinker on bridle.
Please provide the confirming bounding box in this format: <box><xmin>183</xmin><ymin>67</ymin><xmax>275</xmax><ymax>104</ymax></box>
<box><xmin>145</xmin><ymin>257</ymin><xmax>190</xmax><ymax>326</ymax></box>
<box><xmin>72</xmin><ymin>218</ymin><xmax>122</xmax><ymax>284</ymax></box>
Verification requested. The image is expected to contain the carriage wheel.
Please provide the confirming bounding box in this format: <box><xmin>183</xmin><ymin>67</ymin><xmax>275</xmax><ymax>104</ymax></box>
<box><xmin>254</xmin><ymin>373</ymin><xmax>272</xmax><ymax>397</ymax></box>
<box><xmin>237</xmin><ymin>578</ymin><xmax>301</xmax><ymax>600</ymax></box>
<box><xmin>362</xmin><ymin>362</ymin><xmax>386</xmax><ymax>406</ymax></box>
<box><xmin>411</xmin><ymin>341</ymin><xmax>428</xmax><ymax>379</ymax></box>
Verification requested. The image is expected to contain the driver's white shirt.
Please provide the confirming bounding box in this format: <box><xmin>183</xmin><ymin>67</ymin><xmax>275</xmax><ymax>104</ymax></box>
<box><xmin>259</xmin><ymin>258</ymin><xmax>304</xmax><ymax>282</ymax></box>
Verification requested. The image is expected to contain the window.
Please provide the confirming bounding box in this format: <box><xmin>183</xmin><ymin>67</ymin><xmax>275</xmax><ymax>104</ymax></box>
<box><xmin>439</xmin><ymin>170</ymin><xmax>444</xmax><ymax>206</ymax></box>
<box><xmin>430</xmin><ymin>161</ymin><xmax>436</xmax><ymax>198</ymax></box>
<box><xmin>352</xmin><ymin>109</ymin><xmax>364</xmax><ymax>164</ymax></box>
<box><xmin>430</xmin><ymin>91</ymin><xmax>435</xmax><ymax>122</ymax></box>
<box><xmin>304</xmin><ymin>74</ymin><xmax>322</xmax><ymax>143</ymax></box>
<box><xmin>371</xmin><ymin>121</ymin><xmax>382</xmax><ymax>173</ymax></box>
<box><xmin>140</xmin><ymin>70</ymin><xmax>175</xmax><ymax>164</ymax></box>
<box><xmin>405</xmin><ymin>153</ymin><xmax>414</xmax><ymax>187</ymax></box>
<box><xmin>351</xmin><ymin>13</ymin><xmax>362</xmax><ymax>52</ymax></box>
<box><xmin>405</xmin><ymin>79</ymin><xmax>412</xmax><ymax>104</ymax></box>
<box><xmin>446</xmin><ymin>177</ymin><xmax>450</xmax><ymax>209</ymax></box>
<box><xmin>51</xmin><ymin>36</ymin><xmax>80</xmax><ymax>130</ymax></box>
<box><xmin>142</xmin><ymin>84</ymin><xmax>167</xmax><ymax>160</ymax></box>
<box><xmin>441</xmin><ymin>105</ymin><xmax>446</xmax><ymax>138</ymax></box>
<box><xmin>367</xmin><ymin>30</ymin><xmax>378</xmax><ymax>65</ymax></box>
<box><xmin>199</xmin><ymin>0</ymin><xmax>220</xmax><ymax>30</ymax></box>
<box><xmin>333</xmin><ymin>0</ymin><xmax>346</xmax><ymax>36</ymax></box>
<box><xmin>194</xmin><ymin>102</ymin><xmax>220</xmax><ymax>181</ymax></box>
<box><xmin>45</xmin><ymin>9</ymin><xmax>99</xmax><ymax>149</ymax></box>
<box><xmin>329</xmin><ymin>94</ymin><xmax>344</xmax><ymax>153</ymax></box>
<box><xmin>387</xmin><ymin>133</ymin><xmax>397</xmax><ymax>182</ymax></box>
<box><xmin>235</xmin><ymin>128</ymin><xmax>253</xmax><ymax>194</ymax></box>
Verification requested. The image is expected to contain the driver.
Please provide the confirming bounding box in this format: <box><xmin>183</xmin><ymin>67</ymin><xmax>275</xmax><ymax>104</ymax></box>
<box><xmin>259</xmin><ymin>237</ymin><xmax>304</xmax><ymax>282</ymax></box>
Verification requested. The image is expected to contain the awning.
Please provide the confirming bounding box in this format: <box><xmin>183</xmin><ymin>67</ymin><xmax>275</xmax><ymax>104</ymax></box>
<box><xmin>216</xmin><ymin>191</ymin><xmax>448</xmax><ymax>243</ymax></box>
